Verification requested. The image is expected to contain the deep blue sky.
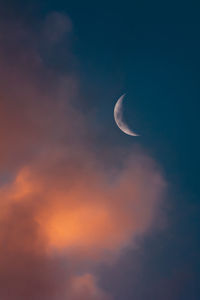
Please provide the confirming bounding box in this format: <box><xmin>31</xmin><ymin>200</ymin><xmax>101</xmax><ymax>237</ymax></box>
<box><xmin>2</xmin><ymin>1</ymin><xmax>200</xmax><ymax>299</ymax></box>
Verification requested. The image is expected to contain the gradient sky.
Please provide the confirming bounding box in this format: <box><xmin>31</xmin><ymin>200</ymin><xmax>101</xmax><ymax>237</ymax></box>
<box><xmin>0</xmin><ymin>1</ymin><xmax>200</xmax><ymax>300</ymax></box>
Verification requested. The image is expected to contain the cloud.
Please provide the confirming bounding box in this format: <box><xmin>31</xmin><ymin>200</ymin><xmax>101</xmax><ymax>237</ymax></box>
<box><xmin>68</xmin><ymin>274</ymin><xmax>112</xmax><ymax>300</ymax></box>
<box><xmin>0</xmin><ymin>14</ymin><xmax>166</xmax><ymax>300</ymax></box>
<box><xmin>42</xmin><ymin>12</ymin><xmax>73</xmax><ymax>44</ymax></box>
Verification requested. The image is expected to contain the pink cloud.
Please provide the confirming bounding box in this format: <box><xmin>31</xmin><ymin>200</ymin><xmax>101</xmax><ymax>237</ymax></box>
<box><xmin>0</xmin><ymin>14</ymin><xmax>166</xmax><ymax>299</ymax></box>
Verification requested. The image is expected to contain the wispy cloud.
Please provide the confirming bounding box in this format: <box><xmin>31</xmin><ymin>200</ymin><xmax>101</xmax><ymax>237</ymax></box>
<box><xmin>0</xmin><ymin>13</ymin><xmax>166</xmax><ymax>300</ymax></box>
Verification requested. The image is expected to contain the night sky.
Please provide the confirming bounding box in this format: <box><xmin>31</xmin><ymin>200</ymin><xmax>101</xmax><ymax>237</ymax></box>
<box><xmin>0</xmin><ymin>1</ymin><xmax>200</xmax><ymax>300</ymax></box>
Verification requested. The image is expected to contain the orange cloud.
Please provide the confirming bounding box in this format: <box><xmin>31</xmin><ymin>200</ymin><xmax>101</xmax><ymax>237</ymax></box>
<box><xmin>0</xmin><ymin>149</ymin><xmax>165</xmax><ymax>260</ymax></box>
<box><xmin>0</xmin><ymin>15</ymin><xmax>166</xmax><ymax>300</ymax></box>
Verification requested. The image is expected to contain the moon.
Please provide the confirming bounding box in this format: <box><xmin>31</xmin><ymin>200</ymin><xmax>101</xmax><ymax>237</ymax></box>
<box><xmin>114</xmin><ymin>94</ymin><xmax>139</xmax><ymax>136</ymax></box>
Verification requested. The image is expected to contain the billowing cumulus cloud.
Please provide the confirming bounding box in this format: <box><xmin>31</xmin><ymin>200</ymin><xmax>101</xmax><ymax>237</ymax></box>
<box><xmin>0</xmin><ymin>14</ymin><xmax>166</xmax><ymax>300</ymax></box>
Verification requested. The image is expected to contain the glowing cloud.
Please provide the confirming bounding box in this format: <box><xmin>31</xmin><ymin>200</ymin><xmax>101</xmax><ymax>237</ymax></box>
<box><xmin>0</xmin><ymin>14</ymin><xmax>166</xmax><ymax>300</ymax></box>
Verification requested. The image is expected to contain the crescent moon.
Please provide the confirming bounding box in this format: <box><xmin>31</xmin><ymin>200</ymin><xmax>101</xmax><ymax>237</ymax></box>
<box><xmin>114</xmin><ymin>94</ymin><xmax>139</xmax><ymax>136</ymax></box>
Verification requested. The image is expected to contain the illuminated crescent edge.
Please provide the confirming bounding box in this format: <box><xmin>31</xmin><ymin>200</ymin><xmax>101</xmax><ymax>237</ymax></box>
<box><xmin>114</xmin><ymin>94</ymin><xmax>139</xmax><ymax>136</ymax></box>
